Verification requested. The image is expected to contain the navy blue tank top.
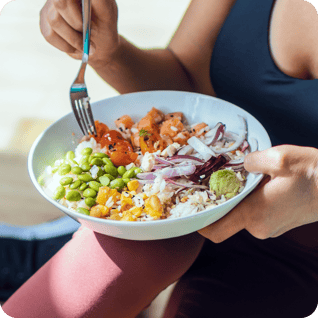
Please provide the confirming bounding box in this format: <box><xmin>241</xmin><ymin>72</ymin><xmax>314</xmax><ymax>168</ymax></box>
<box><xmin>210</xmin><ymin>0</ymin><xmax>318</xmax><ymax>148</ymax></box>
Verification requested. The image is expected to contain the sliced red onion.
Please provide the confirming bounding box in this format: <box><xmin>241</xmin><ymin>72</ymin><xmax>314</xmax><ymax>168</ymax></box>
<box><xmin>153</xmin><ymin>164</ymin><xmax>169</xmax><ymax>170</ymax></box>
<box><xmin>223</xmin><ymin>157</ymin><xmax>245</xmax><ymax>171</ymax></box>
<box><xmin>132</xmin><ymin>178</ymin><xmax>154</xmax><ymax>184</ymax></box>
<box><xmin>167</xmin><ymin>155</ymin><xmax>204</xmax><ymax>164</ymax></box>
<box><xmin>177</xmin><ymin>145</ymin><xmax>194</xmax><ymax>155</ymax></box>
<box><xmin>137</xmin><ymin>164</ymin><xmax>196</xmax><ymax>180</ymax></box>
<box><xmin>211</xmin><ymin>116</ymin><xmax>247</xmax><ymax>154</ymax></box>
<box><xmin>166</xmin><ymin>179</ymin><xmax>209</xmax><ymax>189</ymax></box>
<box><xmin>203</xmin><ymin>123</ymin><xmax>225</xmax><ymax>146</ymax></box>
<box><xmin>159</xmin><ymin>164</ymin><xmax>196</xmax><ymax>178</ymax></box>
<box><xmin>241</xmin><ymin>140</ymin><xmax>249</xmax><ymax>152</ymax></box>
<box><xmin>187</xmin><ymin>136</ymin><xmax>216</xmax><ymax>160</ymax></box>
<box><xmin>154</xmin><ymin>156</ymin><xmax>174</xmax><ymax>166</ymax></box>
<box><xmin>249</xmin><ymin>137</ymin><xmax>259</xmax><ymax>152</ymax></box>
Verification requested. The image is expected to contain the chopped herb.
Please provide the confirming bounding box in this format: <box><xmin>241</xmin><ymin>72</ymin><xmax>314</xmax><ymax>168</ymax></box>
<box><xmin>139</xmin><ymin>129</ymin><xmax>151</xmax><ymax>137</ymax></box>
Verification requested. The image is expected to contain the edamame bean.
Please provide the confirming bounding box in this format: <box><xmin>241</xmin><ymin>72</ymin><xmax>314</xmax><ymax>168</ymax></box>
<box><xmin>117</xmin><ymin>166</ymin><xmax>127</xmax><ymax>176</ymax></box>
<box><xmin>70</xmin><ymin>180</ymin><xmax>81</xmax><ymax>189</ymax></box>
<box><xmin>81</xmin><ymin>163</ymin><xmax>91</xmax><ymax>172</ymax></box>
<box><xmin>104</xmin><ymin>165</ymin><xmax>118</xmax><ymax>178</ymax></box>
<box><xmin>58</xmin><ymin>164</ymin><xmax>71</xmax><ymax>176</ymax></box>
<box><xmin>102</xmin><ymin>158</ymin><xmax>114</xmax><ymax>166</ymax></box>
<box><xmin>96</xmin><ymin>167</ymin><xmax>104</xmax><ymax>178</ymax></box>
<box><xmin>100</xmin><ymin>173</ymin><xmax>115</xmax><ymax>181</ymax></box>
<box><xmin>89</xmin><ymin>181</ymin><xmax>102</xmax><ymax>192</ymax></box>
<box><xmin>99</xmin><ymin>175</ymin><xmax>110</xmax><ymax>186</ymax></box>
<box><xmin>109</xmin><ymin>178</ymin><xmax>125</xmax><ymax>190</ymax></box>
<box><xmin>91</xmin><ymin>158</ymin><xmax>103</xmax><ymax>166</ymax></box>
<box><xmin>66</xmin><ymin>151</ymin><xmax>75</xmax><ymax>160</ymax></box>
<box><xmin>81</xmin><ymin>147</ymin><xmax>93</xmax><ymax>156</ymax></box>
<box><xmin>79</xmin><ymin>183</ymin><xmax>88</xmax><ymax>191</ymax></box>
<box><xmin>60</xmin><ymin>177</ymin><xmax>73</xmax><ymax>186</ymax></box>
<box><xmin>123</xmin><ymin>178</ymin><xmax>130</xmax><ymax>185</ymax></box>
<box><xmin>80</xmin><ymin>155</ymin><xmax>90</xmax><ymax>165</ymax></box>
<box><xmin>67</xmin><ymin>159</ymin><xmax>78</xmax><ymax>166</ymax></box>
<box><xmin>134</xmin><ymin>168</ymin><xmax>143</xmax><ymax>174</ymax></box>
<box><xmin>83</xmin><ymin>188</ymin><xmax>97</xmax><ymax>198</ymax></box>
<box><xmin>123</xmin><ymin>169</ymin><xmax>135</xmax><ymax>179</ymax></box>
<box><xmin>76</xmin><ymin>207</ymin><xmax>90</xmax><ymax>215</ymax></box>
<box><xmin>51</xmin><ymin>166</ymin><xmax>59</xmax><ymax>174</ymax></box>
<box><xmin>92</xmin><ymin>152</ymin><xmax>108</xmax><ymax>158</ymax></box>
<box><xmin>85</xmin><ymin>197</ymin><xmax>96</xmax><ymax>207</ymax></box>
<box><xmin>78</xmin><ymin>173</ymin><xmax>94</xmax><ymax>182</ymax></box>
<box><xmin>65</xmin><ymin>190</ymin><xmax>81</xmax><ymax>201</ymax></box>
<box><xmin>71</xmin><ymin>166</ymin><xmax>83</xmax><ymax>175</ymax></box>
<box><xmin>53</xmin><ymin>185</ymin><xmax>65</xmax><ymax>200</ymax></box>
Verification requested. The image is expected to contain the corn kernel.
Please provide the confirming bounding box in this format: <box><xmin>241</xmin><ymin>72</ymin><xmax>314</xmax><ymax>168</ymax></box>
<box><xmin>90</xmin><ymin>205</ymin><xmax>110</xmax><ymax>218</ymax></box>
<box><xmin>127</xmin><ymin>180</ymin><xmax>139</xmax><ymax>191</ymax></box>
<box><xmin>144</xmin><ymin>195</ymin><xmax>163</xmax><ymax>219</ymax></box>
<box><xmin>121</xmin><ymin>214</ymin><xmax>136</xmax><ymax>222</ymax></box>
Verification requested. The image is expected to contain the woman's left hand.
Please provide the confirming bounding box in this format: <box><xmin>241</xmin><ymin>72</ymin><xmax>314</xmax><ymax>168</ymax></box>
<box><xmin>198</xmin><ymin>145</ymin><xmax>318</xmax><ymax>242</ymax></box>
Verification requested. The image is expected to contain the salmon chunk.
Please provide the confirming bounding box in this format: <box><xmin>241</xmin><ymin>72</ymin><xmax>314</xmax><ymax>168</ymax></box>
<box><xmin>160</xmin><ymin>118</ymin><xmax>184</xmax><ymax>138</ymax></box>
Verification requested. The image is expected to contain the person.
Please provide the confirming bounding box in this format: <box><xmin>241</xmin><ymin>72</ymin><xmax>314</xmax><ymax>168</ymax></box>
<box><xmin>3</xmin><ymin>0</ymin><xmax>318</xmax><ymax>317</ymax></box>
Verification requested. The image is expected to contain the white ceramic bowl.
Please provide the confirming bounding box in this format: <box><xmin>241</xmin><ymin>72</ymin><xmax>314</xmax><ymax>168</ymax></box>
<box><xmin>28</xmin><ymin>91</ymin><xmax>271</xmax><ymax>240</ymax></box>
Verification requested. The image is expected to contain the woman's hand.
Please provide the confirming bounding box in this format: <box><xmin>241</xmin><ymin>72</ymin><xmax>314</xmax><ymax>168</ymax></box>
<box><xmin>199</xmin><ymin>145</ymin><xmax>318</xmax><ymax>242</ymax></box>
<box><xmin>40</xmin><ymin>0</ymin><xmax>119</xmax><ymax>65</ymax></box>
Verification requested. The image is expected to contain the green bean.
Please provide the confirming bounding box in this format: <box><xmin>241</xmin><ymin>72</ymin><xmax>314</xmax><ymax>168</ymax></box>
<box><xmin>92</xmin><ymin>152</ymin><xmax>108</xmax><ymax>158</ymax></box>
<box><xmin>102</xmin><ymin>158</ymin><xmax>114</xmax><ymax>166</ymax></box>
<box><xmin>65</xmin><ymin>190</ymin><xmax>81</xmax><ymax>201</ymax></box>
<box><xmin>81</xmin><ymin>163</ymin><xmax>91</xmax><ymax>172</ymax></box>
<box><xmin>117</xmin><ymin>166</ymin><xmax>127</xmax><ymax>176</ymax></box>
<box><xmin>66</xmin><ymin>151</ymin><xmax>75</xmax><ymax>160</ymax></box>
<box><xmin>60</xmin><ymin>177</ymin><xmax>73</xmax><ymax>186</ymax></box>
<box><xmin>81</xmin><ymin>147</ymin><xmax>93</xmax><ymax>156</ymax></box>
<box><xmin>71</xmin><ymin>166</ymin><xmax>83</xmax><ymax>175</ymax></box>
<box><xmin>58</xmin><ymin>164</ymin><xmax>72</xmax><ymax>176</ymax></box>
<box><xmin>53</xmin><ymin>185</ymin><xmax>65</xmax><ymax>200</ymax></box>
<box><xmin>91</xmin><ymin>158</ymin><xmax>103</xmax><ymax>166</ymax></box>
<box><xmin>99</xmin><ymin>175</ymin><xmax>110</xmax><ymax>186</ymax></box>
<box><xmin>69</xmin><ymin>180</ymin><xmax>81</xmax><ymax>189</ymax></box>
<box><xmin>89</xmin><ymin>181</ymin><xmax>102</xmax><ymax>192</ymax></box>
<box><xmin>78</xmin><ymin>173</ymin><xmax>94</xmax><ymax>182</ymax></box>
<box><xmin>109</xmin><ymin>178</ymin><xmax>125</xmax><ymax>190</ymax></box>
<box><xmin>76</xmin><ymin>207</ymin><xmax>90</xmax><ymax>215</ymax></box>
<box><xmin>85</xmin><ymin>197</ymin><xmax>96</xmax><ymax>208</ymax></box>
<box><xmin>122</xmin><ymin>178</ymin><xmax>130</xmax><ymax>185</ymax></box>
<box><xmin>83</xmin><ymin>188</ymin><xmax>97</xmax><ymax>198</ymax></box>
<box><xmin>79</xmin><ymin>183</ymin><xmax>88</xmax><ymax>191</ymax></box>
<box><xmin>104</xmin><ymin>165</ymin><xmax>118</xmax><ymax>178</ymax></box>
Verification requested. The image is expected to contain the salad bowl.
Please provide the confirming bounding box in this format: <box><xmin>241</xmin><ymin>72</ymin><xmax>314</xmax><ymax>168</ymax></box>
<box><xmin>28</xmin><ymin>90</ymin><xmax>271</xmax><ymax>240</ymax></box>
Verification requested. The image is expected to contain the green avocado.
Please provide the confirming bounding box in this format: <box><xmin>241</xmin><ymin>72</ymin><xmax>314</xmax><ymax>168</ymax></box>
<box><xmin>209</xmin><ymin>169</ymin><xmax>241</xmax><ymax>199</ymax></box>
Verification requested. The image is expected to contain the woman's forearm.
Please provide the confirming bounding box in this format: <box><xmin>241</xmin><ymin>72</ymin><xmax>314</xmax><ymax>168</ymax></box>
<box><xmin>89</xmin><ymin>37</ymin><xmax>195</xmax><ymax>94</ymax></box>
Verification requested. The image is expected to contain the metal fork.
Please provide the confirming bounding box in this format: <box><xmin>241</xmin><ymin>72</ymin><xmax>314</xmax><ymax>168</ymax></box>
<box><xmin>70</xmin><ymin>0</ymin><xmax>96</xmax><ymax>136</ymax></box>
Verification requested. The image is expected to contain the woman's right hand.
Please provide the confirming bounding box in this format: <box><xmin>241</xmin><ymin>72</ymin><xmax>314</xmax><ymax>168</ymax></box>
<box><xmin>40</xmin><ymin>0</ymin><xmax>119</xmax><ymax>66</ymax></box>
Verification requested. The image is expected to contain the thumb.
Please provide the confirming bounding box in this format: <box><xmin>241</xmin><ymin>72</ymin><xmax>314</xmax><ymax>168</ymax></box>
<box><xmin>244</xmin><ymin>147</ymin><xmax>283</xmax><ymax>177</ymax></box>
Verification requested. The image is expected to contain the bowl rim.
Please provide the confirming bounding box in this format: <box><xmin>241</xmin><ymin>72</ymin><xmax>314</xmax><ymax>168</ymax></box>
<box><xmin>28</xmin><ymin>90</ymin><xmax>271</xmax><ymax>227</ymax></box>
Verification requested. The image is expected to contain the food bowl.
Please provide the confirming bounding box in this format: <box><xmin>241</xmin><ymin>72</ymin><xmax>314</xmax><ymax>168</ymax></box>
<box><xmin>28</xmin><ymin>91</ymin><xmax>271</xmax><ymax>240</ymax></box>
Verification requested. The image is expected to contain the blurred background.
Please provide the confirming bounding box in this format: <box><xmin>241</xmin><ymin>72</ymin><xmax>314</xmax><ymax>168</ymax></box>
<box><xmin>0</xmin><ymin>0</ymin><xmax>190</xmax><ymax>315</ymax></box>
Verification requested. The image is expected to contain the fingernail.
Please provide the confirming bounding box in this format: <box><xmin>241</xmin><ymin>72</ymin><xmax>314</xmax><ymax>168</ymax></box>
<box><xmin>89</xmin><ymin>45</ymin><xmax>96</xmax><ymax>56</ymax></box>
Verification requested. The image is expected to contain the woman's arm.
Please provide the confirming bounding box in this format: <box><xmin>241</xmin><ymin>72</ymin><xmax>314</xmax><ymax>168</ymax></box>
<box><xmin>40</xmin><ymin>0</ymin><xmax>236</xmax><ymax>95</ymax></box>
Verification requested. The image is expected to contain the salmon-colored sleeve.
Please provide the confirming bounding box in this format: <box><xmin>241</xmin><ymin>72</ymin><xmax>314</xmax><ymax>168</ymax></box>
<box><xmin>3</xmin><ymin>227</ymin><xmax>204</xmax><ymax>318</ymax></box>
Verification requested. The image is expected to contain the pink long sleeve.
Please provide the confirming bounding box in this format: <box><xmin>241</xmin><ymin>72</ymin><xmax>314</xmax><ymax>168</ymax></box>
<box><xmin>3</xmin><ymin>227</ymin><xmax>204</xmax><ymax>318</ymax></box>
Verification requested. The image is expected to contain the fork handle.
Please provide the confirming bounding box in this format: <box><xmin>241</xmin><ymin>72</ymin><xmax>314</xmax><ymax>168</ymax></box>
<box><xmin>82</xmin><ymin>0</ymin><xmax>91</xmax><ymax>63</ymax></box>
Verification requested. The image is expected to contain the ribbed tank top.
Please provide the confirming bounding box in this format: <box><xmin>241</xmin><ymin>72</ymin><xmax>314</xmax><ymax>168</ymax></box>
<box><xmin>210</xmin><ymin>0</ymin><xmax>318</xmax><ymax>148</ymax></box>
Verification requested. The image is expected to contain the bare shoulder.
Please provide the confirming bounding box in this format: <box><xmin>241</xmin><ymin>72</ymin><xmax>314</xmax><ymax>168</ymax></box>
<box><xmin>271</xmin><ymin>0</ymin><xmax>318</xmax><ymax>79</ymax></box>
<box><xmin>168</xmin><ymin>0</ymin><xmax>237</xmax><ymax>95</ymax></box>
